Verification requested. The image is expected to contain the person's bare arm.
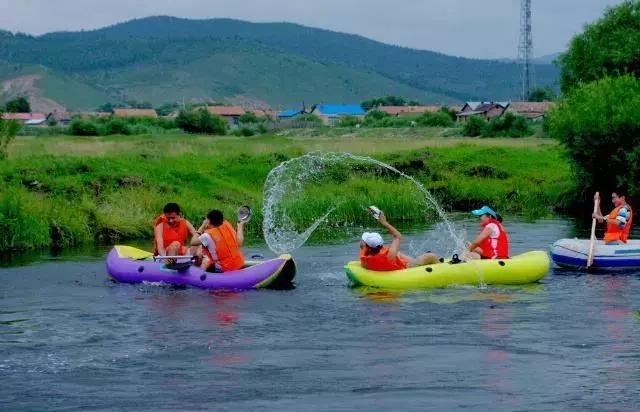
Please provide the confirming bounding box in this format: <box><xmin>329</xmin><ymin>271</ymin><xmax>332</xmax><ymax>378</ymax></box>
<box><xmin>593</xmin><ymin>193</ymin><xmax>607</xmax><ymax>222</ymax></box>
<box><xmin>154</xmin><ymin>224</ymin><xmax>166</xmax><ymax>256</ymax></box>
<box><xmin>236</xmin><ymin>221</ymin><xmax>245</xmax><ymax>247</ymax></box>
<box><xmin>197</xmin><ymin>218</ymin><xmax>209</xmax><ymax>234</ymax></box>
<box><xmin>185</xmin><ymin>220</ymin><xmax>199</xmax><ymax>237</ymax></box>
<box><xmin>379</xmin><ymin>213</ymin><xmax>402</xmax><ymax>259</ymax></box>
<box><xmin>469</xmin><ymin>227</ymin><xmax>492</xmax><ymax>252</ymax></box>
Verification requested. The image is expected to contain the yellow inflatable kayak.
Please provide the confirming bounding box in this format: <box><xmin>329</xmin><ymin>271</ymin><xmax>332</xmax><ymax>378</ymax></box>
<box><xmin>345</xmin><ymin>251</ymin><xmax>550</xmax><ymax>289</ymax></box>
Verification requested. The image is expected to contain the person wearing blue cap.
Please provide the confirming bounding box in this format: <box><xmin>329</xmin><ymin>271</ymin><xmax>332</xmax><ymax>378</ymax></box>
<box><xmin>463</xmin><ymin>205</ymin><xmax>510</xmax><ymax>261</ymax></box>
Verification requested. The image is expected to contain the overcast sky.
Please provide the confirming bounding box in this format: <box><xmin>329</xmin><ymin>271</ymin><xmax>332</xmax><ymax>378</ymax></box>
<box><xmin>0</xmin><ymin>0</ymin><xmax>625</xmax><ymax>58</ymax></box>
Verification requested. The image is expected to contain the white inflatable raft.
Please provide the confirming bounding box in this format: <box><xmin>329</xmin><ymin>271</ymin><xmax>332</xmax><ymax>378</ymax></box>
<box><xmin>551</xmin><ymin>238</ymin><xmax>640</xmax><ymax>269</ymax></box>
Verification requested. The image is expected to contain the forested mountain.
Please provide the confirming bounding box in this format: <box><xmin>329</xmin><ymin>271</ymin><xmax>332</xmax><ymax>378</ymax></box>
<box><xmin>0</xmin><ymin>16</ymin><xmax>559</xmax><ymax>110</ymax></box>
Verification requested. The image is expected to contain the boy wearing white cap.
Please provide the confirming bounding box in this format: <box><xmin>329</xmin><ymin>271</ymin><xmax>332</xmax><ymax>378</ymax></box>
<box><xmin>360</xmin><ymin>212</ymin><xmax>439</xmax><ymax>271</ymax></box>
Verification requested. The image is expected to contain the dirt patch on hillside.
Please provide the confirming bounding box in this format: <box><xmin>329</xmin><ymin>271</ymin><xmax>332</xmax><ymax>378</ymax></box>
<box><xmin>2</xmin><ymin>74</ymin><xmax>67</xmax><ymax>113</ymax></box>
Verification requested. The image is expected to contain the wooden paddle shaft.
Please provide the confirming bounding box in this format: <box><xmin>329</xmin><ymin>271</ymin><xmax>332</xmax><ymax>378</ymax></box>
<box><xmin>587</xmin><ymin>192</ymin><xmax>600</xmax><ymax>268</ymax></box>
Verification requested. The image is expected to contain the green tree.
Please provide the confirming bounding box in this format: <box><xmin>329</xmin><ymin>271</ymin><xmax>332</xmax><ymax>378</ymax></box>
<box><xmin>105</xmin><ymin>118</ymin><xmax>132</xmax><ymax>135</ymax></box>
<box><xmin>528</xmin><ymin>86</ymin><xmax>556</xmax><ymax>102</ymax></box>
<box><xmin>559</xmin><ymin>1</ymin><xmax>640</xmax><ymax>93</ymax></box>
<box><xmin>69</xmin><ymin>118</ymin><xmax>99</xmax><ymax>136</ymax></box>
<box><xmin>363</xmin><ymin>110</ymin><xmax>389</xmax><ymax>125</ymax></box>
<box><xmin>176</xmin><ymin>108</ymin><xmax>227</xmax><ymax>134</ymax></box>
<box><xmin>4</xmin><ymin>96</ymin><xmax>30</xmax><ymax>113</ymax></box>
<box><xmin>481</xmin><ymin>113</ymin><xmax>532</xmax><ymax>138</ymax></box>
<box><xmin>155</xmin><ymin>102</ymin><xmax>179</xmax><ymax>117</ymax></box>
<box><xmin>0</xmin><ymin>115</ymin><xmax>20</xmax><ymax>160</ymax></box>
<box><xmin>462</xmin><ymin>116</ymin><xmax>486</xmax><ymax>137</ymax></box>
<box><xmin>238</xmin><ymin>112</ymin><xmax>259</xmax><ymax>124</ymax></box>
<box><xmin>548</xmin><ymin>75</ymin><xmax>640</xmax><ymax>198</ymax></box>
<box><xmin>361</xmin><ymin>96</ymin><xmax>408</xmax><ymax>110</ymax></box>
<box><xmin>292</xmin><ymin>113</ymin><xmax>323</xmax><ymax>127</ymax></box>
<box><xmin>415</xmin><ymin>111</ymin><xmax>454</xmax><ymax>127</ymax></box>
<box><xmin>338</xmin><ymin>115</ymin><xmax>360</xmax><ymax>127</ymax></box>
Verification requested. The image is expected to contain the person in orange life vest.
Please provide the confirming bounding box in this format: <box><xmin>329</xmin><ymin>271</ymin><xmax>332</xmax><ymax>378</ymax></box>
<box><xmin>154</xmin><ymin>202</ymin><xmax>199</xmax><ymax>257</ymax></box>
<box><xmin>359</xmin><ymin>212</ymin><xmax>439</xmax><ymax>271</ymax></box>
<box><xmin>191</xmin><ymin>209</ymin><xmax>245</xmax><ymax>272</ymax></box>
<box><xmin>593</xmin><ymin>191</ymin><xmax>633</xmax><ymax>245</ymax></box>
<box><xmin>463</xmin><ymin>205</ymin><xmax>510</xmax><ymax>261</ymax></box>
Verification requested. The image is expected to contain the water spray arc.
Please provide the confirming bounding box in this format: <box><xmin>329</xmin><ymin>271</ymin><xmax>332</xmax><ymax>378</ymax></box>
<box><xmin>261</xmin><ymin>152</ymin><xmax>465</xmax><ymax>256</ymax></box>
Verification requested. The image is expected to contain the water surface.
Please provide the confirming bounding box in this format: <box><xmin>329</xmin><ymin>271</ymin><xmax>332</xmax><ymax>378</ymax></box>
<box><xmin>1</xmin><ymin>219</ymin><xmax>639</xmax><ymax>411</ymax></box>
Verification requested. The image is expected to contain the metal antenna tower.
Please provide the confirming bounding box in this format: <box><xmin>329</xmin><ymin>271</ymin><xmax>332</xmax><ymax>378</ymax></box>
<box><xmin>518</xmin><ymin>0</ymin><xmax>534</xmax><ymax>100</ymax></box>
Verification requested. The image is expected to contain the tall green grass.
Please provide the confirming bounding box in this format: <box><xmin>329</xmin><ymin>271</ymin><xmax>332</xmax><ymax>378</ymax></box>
<box><xmin>0</xmin><ymin>134</ymin><xmax>572</xmax><ymax>251</ymax></box>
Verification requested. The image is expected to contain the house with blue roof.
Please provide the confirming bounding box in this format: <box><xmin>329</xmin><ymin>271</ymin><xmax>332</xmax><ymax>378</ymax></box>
<box><xmin>311</xmin><ymin>104</ymin><xmax>365</xmax><ymax>125</ymax></box>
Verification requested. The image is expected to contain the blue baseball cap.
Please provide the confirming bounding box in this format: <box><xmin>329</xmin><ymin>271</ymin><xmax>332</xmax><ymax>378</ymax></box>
<box><xmin>471</xmin><ymin>206</ymin><xmax>497</xmax><ymax>218</ymax></box>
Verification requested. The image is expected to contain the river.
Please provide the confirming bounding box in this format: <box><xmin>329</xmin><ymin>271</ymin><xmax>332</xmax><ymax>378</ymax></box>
<box><xmin>1</xmin><ymin>218</ymin><xmax>639</xmax><ymax>411</ymax></box>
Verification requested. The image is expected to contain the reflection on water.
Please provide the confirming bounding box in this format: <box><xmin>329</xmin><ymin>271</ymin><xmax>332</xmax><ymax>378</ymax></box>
<box><xmin>1</xmin><ymin>218</ymin><xmax>640</xmax><ymax>410</ymax></box>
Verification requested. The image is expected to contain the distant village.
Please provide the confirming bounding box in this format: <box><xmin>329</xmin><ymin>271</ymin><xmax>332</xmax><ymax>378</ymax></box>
<box><xmin>1</xmin><ymin>100</ymin><xmax>553</xmax><ymax>128</ymax></box>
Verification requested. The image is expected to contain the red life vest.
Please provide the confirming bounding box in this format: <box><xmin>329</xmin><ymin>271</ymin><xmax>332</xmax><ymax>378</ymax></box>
<box><xmin>203</xmin><ymin>220</ymin><xmax>245</xmax><ymax>272</ymax></box>
<box><xmin>360</xmin><ymin>246</ymin><xmax>408</xmax><ymax>271</ymax></box>
<box><xmin>479</xmin><ymin>218</ymin><xmax>509</xmax><ymax>259</ymax></box>
<box><xmin>153</xmin><ymin>215</ymin><xmax>189</xmax><ymax>255</ymax></box>
<box><xmin>604</xmin><ymin>205</ymin><xmax>633</xmax><ymax>243</ymax></box>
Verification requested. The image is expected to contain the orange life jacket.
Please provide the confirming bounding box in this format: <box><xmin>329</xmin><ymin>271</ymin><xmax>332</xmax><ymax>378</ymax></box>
<box><xmin>604</xmin><ymin>205</ymin><xmax>633</xmax><ymax>243</ymax></box>
<box><xmin>479</xmin><ymin>218</ymin><xmax>510</xmax><ymax>259</ymax></box>
<box><xmin>360</xmin><ymin>246</ymin><xmax>408</xmax><ymax>271</ymax></box>
<box><xmin>203</xmin><ymin>220</ymin><xmax>245</xmax><ymax>272</ymax></box>
<box><xmin>153</xmin><ymin>215</ymin><xmax>189</xmax><ymax>255</ymax></box>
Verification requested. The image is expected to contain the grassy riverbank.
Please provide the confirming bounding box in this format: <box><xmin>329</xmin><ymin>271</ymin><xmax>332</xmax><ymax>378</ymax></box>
<box><xmin>0</xmin><ymin>130</ymin><xmax>573</xmax><ymax>251</ymax></box>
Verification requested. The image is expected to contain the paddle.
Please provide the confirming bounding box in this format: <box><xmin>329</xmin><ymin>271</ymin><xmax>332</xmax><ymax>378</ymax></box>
<box><xmin>587</xmin><ymin>192</ymin><xmax>600</xmax><ymax>269</ymax></box>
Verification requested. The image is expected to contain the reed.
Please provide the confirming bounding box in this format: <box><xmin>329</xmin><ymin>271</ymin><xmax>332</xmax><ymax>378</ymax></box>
<box><xmin>0</xmin><ymin>132</ymin><xmax>571</xmax><ymax>251</ymax></box>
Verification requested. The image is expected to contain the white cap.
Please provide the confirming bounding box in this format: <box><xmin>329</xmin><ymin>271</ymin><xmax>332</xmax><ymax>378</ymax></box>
<box><xmin>361</xmin><ymin>232</ymin><xmax>384</xmax><ymax>248</ymax></box>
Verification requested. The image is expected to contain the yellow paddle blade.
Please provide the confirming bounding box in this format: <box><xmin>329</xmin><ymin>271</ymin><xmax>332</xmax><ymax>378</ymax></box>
<box><xmin>114</xmin><ymin>245</ymin><xmax>154</xmax><ymax>260</ymax></box>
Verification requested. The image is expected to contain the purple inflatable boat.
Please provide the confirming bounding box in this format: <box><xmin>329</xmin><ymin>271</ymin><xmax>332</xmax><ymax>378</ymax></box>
<box><xmin>106</xmin><ymin>246</ymin><xmax>296</xmax><ymax>290</ymax></box>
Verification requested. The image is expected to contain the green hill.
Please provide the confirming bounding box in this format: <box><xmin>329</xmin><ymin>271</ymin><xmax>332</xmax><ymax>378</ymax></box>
<box><xmin>0</xmin><ymin>17</ymin><xmax>559</xmax><ymax>109</ymax></box>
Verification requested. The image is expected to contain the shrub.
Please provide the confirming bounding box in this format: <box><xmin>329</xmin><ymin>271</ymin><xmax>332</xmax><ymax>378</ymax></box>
<box><xmin>363</xmin><ymin>110</ymin><xmax>389</xmax><ymax>126</ymax></box>
<box><xmin>291</xmin><ymin>114</ymin><xmax>323</xmax><ymax>128</ymax></box>
<box><xmin>439</xmin><ymin>106</ymin><xmax>458</xmax><ymax>121</ymax></box>
<box><xmin>462</xmin><ymin>116</ymin><xmax>486</xmax><ymax>136</ymax></box>
<box><xmin>176</xmin><ymin>108</ymin><xmax>228</xmax><ymax>134</ymax></box>
<box><xmin>69</xmin><ymin>119</ymin><xmax>99</xmax><ymax>136</ymax></box>
<box><xmin>481</xmin><ymin>113</ymin><xmax>532</xmax><ymax>138</ymax></box>
<box><xmin>238</xmin><ymin>112</ymin><xmax>259</xmax><ymax>124</ymax></box>
<box><xmin>0</xmin><ymin>116</ymin><xmax>19</xmax><ymax>160</ymax></box>
<box><xmin>257</xmin><ymin>123</ymin><xmax>268</xmax><ymax>134</ymax></box>
<box><xmin>105</xmin><ymin>118</ymin><xmax>132</xmax><ymax>135</ymax></box>
<box><xmin>231</xmin><ymin>127</ymin><xmax>255</xmax><ymax>137</ymax></box>
<box><xmin>548</xmin><ymin>75</ymin><xmax>640</xmax><ymax>197</ymax></box>
<box><xmin>338</xmin><ymin>115</ymin><xmax>360</xmax><ymax>127</ymax></box>
<box><xmin>416</xmin><ymin>111</ymin><xmax>455</xmax><ymax>127</ymax></box>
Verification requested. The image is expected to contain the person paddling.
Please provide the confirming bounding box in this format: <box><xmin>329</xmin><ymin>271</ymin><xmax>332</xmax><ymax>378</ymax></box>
<box><xmin>191</xmin><ymin>209</ymin><xmax>246</xmax><ymax>272</ymax></box>
<box><xmin>360</xmin><ymin>210</ymin><xmax>439</xmax><ymax>271</ymax></box>
<box><xmin>154</xmin><ymin>202</ymin><xmax>199</xmax><ymax>258</ymax></box>
<box><xmin>463</xmin><ymin>205</ymin><xmax>510</xmax><ymax>261</ymax></box>
<box><xmin>593</xmin><ymin>191</ymin><xmax>633</xmax><ymax>245</ymax></box>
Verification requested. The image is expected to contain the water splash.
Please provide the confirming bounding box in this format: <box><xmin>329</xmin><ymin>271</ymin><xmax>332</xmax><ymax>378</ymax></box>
<box><xmin>262</xmin><ymin>152</ymin><xmax>465</xmax><ymax>254</ymax></box>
